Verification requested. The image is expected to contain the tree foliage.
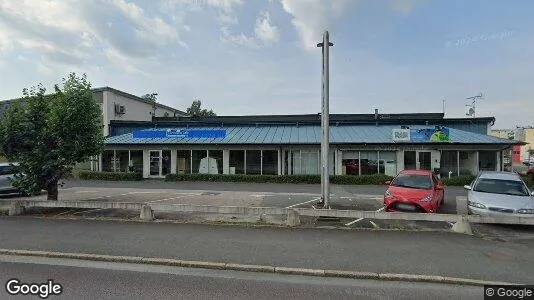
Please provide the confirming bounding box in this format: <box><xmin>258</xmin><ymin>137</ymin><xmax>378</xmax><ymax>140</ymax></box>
<box><xmin>0</xmin><ymin>73</ymin><xmax>104</xmax><ymax>200</ymax></box>
<box><xmin>186</xmin><ymin>100</ymin><xmax>216</xmax><ymax>117</ymax></box>
<box><xmin>141</xmin><ymin>93</ymin><xmax>158</xmax><ymax>103</ymax></box>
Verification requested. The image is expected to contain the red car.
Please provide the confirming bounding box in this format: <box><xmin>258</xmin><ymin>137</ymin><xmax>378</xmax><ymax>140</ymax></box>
<box><xmin>383</xmin><ymin>170</ymin><xmax>445</xmax><ymax>213</ymax></box>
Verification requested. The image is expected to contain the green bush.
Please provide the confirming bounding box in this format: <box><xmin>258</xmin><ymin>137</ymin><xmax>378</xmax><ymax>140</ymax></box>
<box><xmin>78</xmin><ymin>171</ymin><xmax>143</xmax><ymax>181</ymax></box>
<box><xmin>165</xmin><ymin>173</ymin><xmax>394</xmax><ymax>185</ymax></box>
<box><xmin>442</xmin><ymin>175</ymin><xmax>476</xmax><ymax>186</ymax></box>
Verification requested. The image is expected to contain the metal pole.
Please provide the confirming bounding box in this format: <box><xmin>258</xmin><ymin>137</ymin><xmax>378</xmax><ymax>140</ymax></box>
<box><xmin>317</xmin><ymin>31</ymin><xmax>333</xmax><ymax>208</ymax></box>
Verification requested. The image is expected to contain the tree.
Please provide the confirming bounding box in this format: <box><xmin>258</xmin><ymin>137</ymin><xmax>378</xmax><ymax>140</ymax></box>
<box><xmin>141</xmin><ymin>93</ymin><xmax>158</xmax><ymax>116</ymax></box>
<box><xmin>141</xmin><ymin>93</ymin><xmax>158</xmax><ymax>103</ymax></box>
<box><xmin>186</xmin><ymin>100</ymin><xmax>216</xmax><ymax>117</ymax></box>
<box><xmin>0</xmin><ymin>73</ymin><xmax>104</xmax><ymax>200</ymax></box>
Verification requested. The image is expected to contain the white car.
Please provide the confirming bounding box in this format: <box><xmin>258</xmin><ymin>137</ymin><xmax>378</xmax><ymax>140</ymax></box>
<box><xmin>464</xmin><ymin>171</ymin><xmax>534</xmax><ymax>217</ymax></box>
<box><xmin>0</xmin><ymin>162</ymin><xmax>21</xmax><ymax>194</ymax></box>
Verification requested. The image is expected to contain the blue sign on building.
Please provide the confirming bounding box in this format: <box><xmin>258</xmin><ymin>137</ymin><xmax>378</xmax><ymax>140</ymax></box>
<box><xmin>410</xmin><ymin>126</ymin><xmax>450</xmax><ymax>142</ymax></box>
<box><xmin>133</xmin><ymin>129</ymin><xmax>226</xmax><ymax>139</ymax></box>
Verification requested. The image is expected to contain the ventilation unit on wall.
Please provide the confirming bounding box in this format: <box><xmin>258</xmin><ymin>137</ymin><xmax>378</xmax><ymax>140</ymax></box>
<box><xmin>114</xmin><ymin>103</ymin><xmax>126</xmax><ymax>116</ymax></box>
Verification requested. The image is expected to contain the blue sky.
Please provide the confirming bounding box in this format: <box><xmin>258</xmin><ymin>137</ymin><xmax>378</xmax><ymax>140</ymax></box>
<box><xmin>1</xmin><ymin>0</ymin><xmax>533</xmax><ymax>128</ymax></box>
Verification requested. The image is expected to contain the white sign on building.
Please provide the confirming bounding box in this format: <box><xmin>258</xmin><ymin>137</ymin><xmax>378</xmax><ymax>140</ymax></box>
<box><xmin>392</xmin><ymin>129</ymin><xmax>410</xmax><ymax>142</ymax></box>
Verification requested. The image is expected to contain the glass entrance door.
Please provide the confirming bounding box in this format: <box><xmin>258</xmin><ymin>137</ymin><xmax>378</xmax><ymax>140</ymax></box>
<box><xmin>404</xmin><ymin>151</ymin><xmax>417</xmax><ymax>170</ymax></box>
<box><xmin>418</xmin><ymin>151</ymin><xmax>432</xmax><ymax>170</ymax></box>
<box><xmin>149</xmin><ymin>150</ymin><xmax>162</xmax><ymax>177</ymax></box>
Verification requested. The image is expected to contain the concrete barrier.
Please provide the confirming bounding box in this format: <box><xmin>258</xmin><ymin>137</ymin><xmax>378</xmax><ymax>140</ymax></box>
<box><xmin>11</xmin><ymin>200</ymin><xmax>534</xmax><ymax>227</ymax></box>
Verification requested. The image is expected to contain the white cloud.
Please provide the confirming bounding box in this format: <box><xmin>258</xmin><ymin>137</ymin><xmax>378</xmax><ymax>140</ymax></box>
<box><xmin>220</xmin><ymin>26</ymin><xmax>258</xmax><ymax>48</ymax></box>
<box><xmin>254</xmin><ymin>12</ymin><xmax>279</xmax><ymax>45</ymax></box>
<box><xmin>280</xmin><ymin>0</ymin><xmax>356</xmax><ymax>50</ymax></box>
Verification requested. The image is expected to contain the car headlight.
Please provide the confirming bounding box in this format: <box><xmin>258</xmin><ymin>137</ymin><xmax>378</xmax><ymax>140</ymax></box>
<box><xmin>517</xmin><ymin>209</ymin><xmax>534</xmax><ymax>214</ymax></box>
<box><xmin>420</xmin><ymin>194</ymin><xmax>433</xmax><ymax>202</ymax></box>
<box><xmin>468</xmin><ymin>201</ymin><xmax>486</xmax><ymax>209</ymax></box>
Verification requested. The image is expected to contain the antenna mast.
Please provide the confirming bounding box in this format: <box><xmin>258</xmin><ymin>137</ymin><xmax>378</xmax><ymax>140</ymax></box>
<box><xmin>466</xmin><ymin>93</ymin><xmax>483</xmax><ymax>117</ymax></box>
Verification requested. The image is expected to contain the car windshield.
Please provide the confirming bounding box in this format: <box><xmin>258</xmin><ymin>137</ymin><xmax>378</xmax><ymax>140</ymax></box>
<box><xmin>391</xmin><ymin>174</ymin><xmax>432</xmax><ymax>190</ymax></box>
<box><xmin>473</xmin><ymin>178</ymin><xmax>530</xmax><ymax>196</ymax></box>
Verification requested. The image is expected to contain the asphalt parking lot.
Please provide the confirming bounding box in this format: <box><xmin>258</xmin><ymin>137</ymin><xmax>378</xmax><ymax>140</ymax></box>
<box><xmin>0</xmin><ymin>180</ymin><xmax>461</xmax><ymax>214</ymax></box>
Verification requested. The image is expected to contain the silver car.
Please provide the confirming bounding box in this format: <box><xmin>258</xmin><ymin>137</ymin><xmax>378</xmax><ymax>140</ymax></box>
<box><xmin>0</xmin><ymin>162</ymin><xmax>20</xmax><ymax>194</ymax></box>
<box><xmin>464</xmin><ymin>171</ymin><xmax>534</xmax><ymax>217</ymax></box>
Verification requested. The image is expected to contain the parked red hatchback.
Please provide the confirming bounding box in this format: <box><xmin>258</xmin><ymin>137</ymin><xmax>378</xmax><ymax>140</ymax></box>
<box><xmin>383</xmin><ymin>170</ymin><xmax>445</xmax><ymax>213</ymax></box>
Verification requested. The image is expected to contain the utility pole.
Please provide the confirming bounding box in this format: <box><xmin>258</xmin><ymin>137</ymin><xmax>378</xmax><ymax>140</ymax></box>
<box><xmin>317</xmin><ymin>31</ymin><xmax>334</xmax><ymax>209</ymax></box>
<box><xmin>442</xmin><ymin>99</ymin><xmax>446</xmax><ymax>115</ymax></box>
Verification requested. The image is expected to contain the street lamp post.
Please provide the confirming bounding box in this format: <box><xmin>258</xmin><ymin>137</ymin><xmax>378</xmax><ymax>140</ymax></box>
<box><xmin>317</xmin><ymin>31</ymin><xmax>334</xmax><ymax>208</ymax></box>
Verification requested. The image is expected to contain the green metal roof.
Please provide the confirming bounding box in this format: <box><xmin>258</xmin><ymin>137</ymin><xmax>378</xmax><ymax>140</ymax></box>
<box><xmin>105</xmin><ymin>125</ymin><xmax>518</xmax><ymax>145</ymax></box>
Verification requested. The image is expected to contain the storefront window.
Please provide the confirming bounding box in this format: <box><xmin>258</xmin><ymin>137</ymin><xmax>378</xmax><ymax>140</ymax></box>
<box><xmin>360</xmin><ymin>151</ymin><xmax>378</xmax><ymax>175</ymax></box>
<box><xmin>130</xmin><ymin>150</ymin><xmax>143</xmax><ymax>173</ymax></box>
<box><xmin>176</xmin><ymin>150</ymin><xmax>191</xmax><ymax>174</ymax></box>
<box><xmin>341</xmin><ymin>151</ymin><xmax>359</xmax><ymax>175</ymax></box>
<box><xmin>246</xmin><ymin>150</ymin><xmax>261</xmax><ymax>175</ymax></box>
<box><xmin>440</xmin><ymin>151</ymin><xmax>458</xmax><ymax>177</ymax></box>
<box><xmin>479</xmin><ymin>151</ymin><xmax>497</xmax><ymax>171</ymax></box>
<box><xmin>378</xmin><ymin>151</ymin><xmax>397</xmax><ymax>176</ymax></box>
<box><xmin>116</xmin><ymin>150</ymin><xmax>129</xmax><ymax>172</ymax></box>
<box><xmin>229</xmin><ymin>150</ymin><xmax>245</xmax><ymax>174</ymax></box>
<box><xmin>208</xmin><ymin>150</ymin><xmax>223</xmax><ymax>174</ymax></box>
<box><xmin>162</xmin><ymin>150</ymin><xmax>172</xmax><ymax>176</ymax></box>
<box><xmin>262</xmin><ymin>150</ymin><xmax>278</xmax><ymax>175</ymax></box>
<box><xmin>192</xmin><ymin>150</ymin><xmax>207</xmax><ymax>174</ymax></box>
<box><xmin>102</xmin><ymin>150</ymin><xmax>115</xmax><ymax>172</ymax></box>
<box><xmin>300</xmin><ymin>151</ymin><xmax>319</xmax><ymax>175</ymax></box>
<box><xmin>459</xmin><ymin>151</ymin><xmax>476</xmax><ymax>175</ymax></box>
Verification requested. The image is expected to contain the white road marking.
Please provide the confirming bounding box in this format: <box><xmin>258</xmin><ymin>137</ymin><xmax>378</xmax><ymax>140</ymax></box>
<box><xmin>147</xmin><ymin>196</ymin><xmax>187</xmax><ymax>204</ymax></box>
<box><xmin>75</xmin><ymin>191</ymin><xmax>100</xmax><ymax>193</ymax></box>
<box><xmin>345</xmin><ymin>218</ymin><xmax>364</xmax><ymax>226</ymax></box>
<box><xmin>345</xmin><ymin>207</ymin><xmax>385</xmax><ymax>226</ymax></box>
<box><xmin>285</xmin><ymin>197</ymin><xmax>321</xmax><ymax>208</ymax></box>
<box><xmin>250</xmin><ymin>194</ymin><xmax>275</xmax><ymax>198</ymax></box>
<box><xmin>369</xmin><ymin>221</ymin><xmax>379</xmax><ymax>229</ymax></box>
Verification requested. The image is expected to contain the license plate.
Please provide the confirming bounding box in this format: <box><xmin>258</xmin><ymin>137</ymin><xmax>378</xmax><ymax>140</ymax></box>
<box><xmin>396</xmin><ymin>203</ymin><xmax>416</xmax><ymax>211</ymax></box>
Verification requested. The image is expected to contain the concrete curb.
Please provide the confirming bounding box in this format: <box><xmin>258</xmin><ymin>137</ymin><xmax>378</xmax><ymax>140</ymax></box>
<box><xmin>0</xmin><ymin>248</ymin><xmax>518</xmax><ymax>287</ymax></box>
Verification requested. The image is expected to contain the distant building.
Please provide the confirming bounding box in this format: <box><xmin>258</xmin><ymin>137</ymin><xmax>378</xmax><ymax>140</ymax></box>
<box><xmin>0</xmin><ymin>87</ymin><xmax>186</xmax><ymax>137</ymax></box>
<box><xmin>491</xmin><ymin>127</ymin><xmax>533</xmax><ymax>164</ymax></box>
<box><xmin>0</xmin><ymin>87</ymin><xmax>186</xmax><ymax>163</ymax></box>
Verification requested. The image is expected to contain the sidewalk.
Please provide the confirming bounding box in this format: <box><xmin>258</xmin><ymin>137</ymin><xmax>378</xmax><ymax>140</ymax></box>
<box><xmin>0</xmin><ymin>217</ymin><xmax>532</xmax><ymax>284</ymax></box>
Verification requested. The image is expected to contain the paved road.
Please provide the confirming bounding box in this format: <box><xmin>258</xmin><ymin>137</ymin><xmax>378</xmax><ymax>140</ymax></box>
<box><xmin>0</xmin><ymin>217</ymin><xmax>532</xmax><ymax>284</ymax></box>
<box><xmin>0</xmin><ymin>256</ymin><xmax>482</xmax><ymax>300</ymax></box>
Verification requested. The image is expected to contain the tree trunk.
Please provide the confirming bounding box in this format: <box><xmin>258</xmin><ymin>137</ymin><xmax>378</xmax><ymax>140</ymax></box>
<box><xmin>47</xmin><ymin>180</ymin><xmax>59</xmax><ymax>201</ymax></box>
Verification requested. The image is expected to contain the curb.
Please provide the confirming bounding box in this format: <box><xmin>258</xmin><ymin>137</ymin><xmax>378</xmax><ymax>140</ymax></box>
<box><xmin>0</xmin><ymin>248</ymin><xmax>517</xmax><ymax>287</ymax></box>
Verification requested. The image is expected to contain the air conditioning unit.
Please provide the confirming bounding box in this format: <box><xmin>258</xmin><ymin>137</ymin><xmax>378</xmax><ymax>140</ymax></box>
<box><xmin>114</xmin><ymin>103</ymin><xmax>126</xmax><ymax>115</ymax></box>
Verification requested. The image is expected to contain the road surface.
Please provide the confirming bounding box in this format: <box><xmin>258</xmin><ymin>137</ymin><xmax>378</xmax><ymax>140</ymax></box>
<box><xmin>0</xmin><ymin>217</ymin><xmax>531</xmax><ymax>284</ymax></box>
<box><xmin>0</xmin><ymin>255</ymin><xmax>482</xmax><ymax>300</ymax></box>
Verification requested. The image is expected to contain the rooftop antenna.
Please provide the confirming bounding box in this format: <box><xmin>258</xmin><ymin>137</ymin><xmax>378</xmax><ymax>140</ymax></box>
<box><xmin>465</xmin><ymin>93</ymin><xmax>483</xmax><ymax>117</ymax></box>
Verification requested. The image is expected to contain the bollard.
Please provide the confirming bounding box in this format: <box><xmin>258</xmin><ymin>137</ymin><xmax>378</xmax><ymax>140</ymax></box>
<box><xmin>286</xmin><ymin>209</ymin><xmax>300</xmax><ymax>226</ymax></box>
<box><xmin>451</xmin><ymin>215</ymin><xmax>472</xmax><ymax>235</ymax></box>
<box><xmin>8</xmin><ymin>201</ymin><xmax>25</xmax><ymax>216</ymax></box>
<box><xmin>140</xmin><ymin>205</ymin><xmax>154</xmax><ymax>221</ymax></box>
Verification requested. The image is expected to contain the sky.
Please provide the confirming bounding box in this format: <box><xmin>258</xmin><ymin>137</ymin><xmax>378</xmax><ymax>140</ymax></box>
<box><xmin>1</xmin><ymin>0</ymin><xmax>533</xmax><ymax>129</ymax></box>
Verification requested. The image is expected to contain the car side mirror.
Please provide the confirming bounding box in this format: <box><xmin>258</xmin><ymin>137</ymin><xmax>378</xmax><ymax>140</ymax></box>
<box><xmin>385</xmin><ymin>181</ymin><xmax>391</xmax><ymax>185</ymax></box>
<box><xmin>436</xmin><ymin>184</ymin><xmax>445</xmax><ymax>190</ymax></box>
<box><xmin>464</xmin><ymin>185</ymin><xmax>472</xmax><ymax>190</ymax></box>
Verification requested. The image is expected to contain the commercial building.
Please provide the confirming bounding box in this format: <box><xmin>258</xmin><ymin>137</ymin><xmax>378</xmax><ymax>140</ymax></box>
<box><xmin>100</xmin><ymin>112</ymin><xmax>522</xmax><ymax>179</ymax></box>
<box><xmin>491</xmin><ymin>127</ymin><xmax>534</xmax><ymax>164</ymax></box>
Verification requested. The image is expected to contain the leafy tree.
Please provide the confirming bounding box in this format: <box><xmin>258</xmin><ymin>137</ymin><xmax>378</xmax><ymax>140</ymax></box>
<box><xmin>0</xmin><ymin>73</ymin><xmax>104</xmax><ymax>200</ymax></box>
<box><xmin>141</xmin><ymin>93</ymin><xmax>158</xmax><ymax>103</ymax></box>
<box><xmin>186</xmin><ymin>100</ymin><xmax>216</xmax><ymax>117</ymax></box>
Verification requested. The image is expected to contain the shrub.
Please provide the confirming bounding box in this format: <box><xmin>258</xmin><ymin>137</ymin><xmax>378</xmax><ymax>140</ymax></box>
<box><xmin>165</xmin><ymin>173</ymin><xmax>394</xmax><ymax>185</ymax></box>
<box><xmin>78</xmin><ymin>171</ymin><xmax>143</xmax><ymax>181</ymax></box>
<box><xmin>442</xmin><ymin>175</ymin><xmax>476</xmax><ymax>186</ymax></box>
